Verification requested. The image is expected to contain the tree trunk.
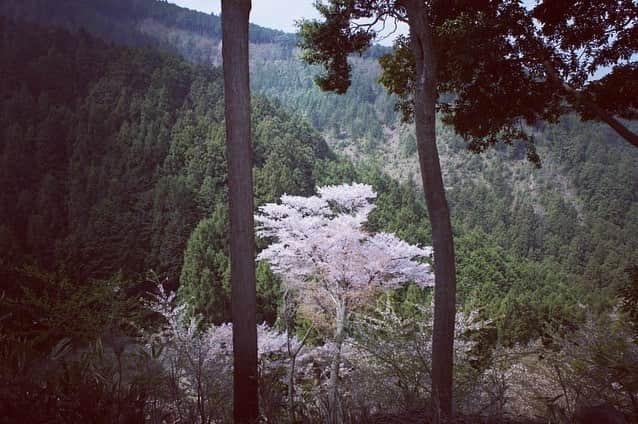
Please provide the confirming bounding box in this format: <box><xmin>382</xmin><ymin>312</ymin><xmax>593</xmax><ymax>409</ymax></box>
<box><xmin>288</xmin><ymin>351</ymin><xmax>297</xmax><ymax>420</ymax></box>
<box><xmin>284</xmin><ymin>289</ymin><xmax>297</xmax><ymax>421</ymax></box>
<box><xmin>283</xmin><ymin>289</ymin><xmax>314</xmax><ymax>422</ymax></box>
<box><xmin>221</xmin><ymin>1</ymin><xmax>258</xmax><ymax>422</ymax></box>
<box><xmin>284</xmin><ymin>289</ymin><xmax>296</xmax><ymax>421</ymax></box>
<box><xmin>404</xmin><ymin>1</ymin><xmax>457</xmax><ymax>422</ymax></box>
<box><xmin>328</xmin><ymin>299</ymin><xmax>346</xmax><ymax>424</ymax></box>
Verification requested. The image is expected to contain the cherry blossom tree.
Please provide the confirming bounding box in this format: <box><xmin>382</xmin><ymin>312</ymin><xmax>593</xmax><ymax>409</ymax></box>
<box><xmin>255</xmin><ymin>183</ymin><xmax>434</xmax><ymax>422</ymax></box>
<box><xmin>350</xmin><ymin>298</ymin><xmax>488</xmax><ymax>413</ymax></box>
<box><xmin>143</xmin><ymin>284</ymin><xmax>303</xmax><ymax>422</ymax></box>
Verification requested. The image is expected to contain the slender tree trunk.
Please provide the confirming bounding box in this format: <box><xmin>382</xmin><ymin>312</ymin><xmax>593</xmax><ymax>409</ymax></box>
<box><xmin>283</xmin><ymin>290</ymin><xmax>296</xmax><ymax>421</ymax></box>
<box><xmin>288</xmin><ymin>351</ymin><xmax>297</xmax><ymax>420</ymax></box>
<box><xmin>221</xmin><ymin>1</ymin><xmax>258</xmax><ymax>422</ymax></box>
<box><xmin>404</xmin><ymin>1</ymin><xmax>457</xmax><ymax>422</ymax></box>
<box><xmin>283</xmin><ymin>289</ymin><xmax>314</xmax><ymax>422</ymax></box>
<box><xmin>283</xmin><ymin>289</ymin><xmax>298</xmax><ymax>421</ymax></box>
<box><xmin>328</xmin><ymin>299</ymin><xmax>346</xmax><ymax>424</ymax></box>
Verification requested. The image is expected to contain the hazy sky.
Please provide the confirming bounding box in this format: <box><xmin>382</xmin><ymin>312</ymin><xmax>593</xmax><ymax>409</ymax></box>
<box><xmin>168</xmin><ymin>1</ymin><xmax>617</xmax><ymax>79</ymax></box>
<box><xmin>170</xmin><ymin>1</ymin><xmax>539</xmax><ymax>35</ymax></box>
<box><xmin>170</xmin><ymin>0</ymin><xmax>408</xmax><ymax>44</ymax></box>
<box><xmin>171</xmin><ymin>1</ymin><xmax>321</xmax><ymax>33</ymax></box>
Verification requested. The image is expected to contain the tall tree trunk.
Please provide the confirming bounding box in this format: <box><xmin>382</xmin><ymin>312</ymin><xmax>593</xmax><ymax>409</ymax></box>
<box><xmin>221</xmin><ymin>1</ymin><xmax>258</xmax><ymax>422</ymax></box>
<box><xmin>404</xmin><ymin>1</ymin><xmax>457</xmax><ymax>422</ymax></box>
<box><xmin>328</xmin><ymin>299</ymin><xmax>346</xmax><ymax>424</ymax></box>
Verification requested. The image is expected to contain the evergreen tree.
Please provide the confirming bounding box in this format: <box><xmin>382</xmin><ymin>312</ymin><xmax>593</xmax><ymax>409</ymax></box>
<box><xmin>178</xmin><ymin>207</ymin><xmax>231</xmax><ymax>324</ymax></box>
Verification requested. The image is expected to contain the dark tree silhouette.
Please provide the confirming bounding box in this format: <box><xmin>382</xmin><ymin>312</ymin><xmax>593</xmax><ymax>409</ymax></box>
<box><xmin>531</xmin><ymin>0</ymin><xmax>638</xmax><ymax>148</ymax></box>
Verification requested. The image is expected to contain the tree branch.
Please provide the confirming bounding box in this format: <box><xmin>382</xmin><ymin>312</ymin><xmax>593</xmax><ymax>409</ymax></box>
<box><xmin>544</xmin><ymin>61</ymin><xmax>638</xmax><ymax>148</ymax></box>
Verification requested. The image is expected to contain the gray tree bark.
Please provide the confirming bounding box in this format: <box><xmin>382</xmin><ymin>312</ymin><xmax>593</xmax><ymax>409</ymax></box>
<box><xmin>404</xmin><ymin>1</ymin><xmax>457</xmax><ymax>422</ymax></box>
<box><xmin>221</xmin><ymin>0</ymin><xmax>258</xmax><ymax>422</ymax></box>
<box><xmin>328</xmin><ymin>299</ymin><xmax>346</xmax><ymax>424</ymax></box>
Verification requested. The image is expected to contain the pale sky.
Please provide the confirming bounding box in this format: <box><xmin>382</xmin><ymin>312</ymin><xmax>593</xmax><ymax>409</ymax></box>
<box><xmin>168</xmin><ymin>1</ymin><xmax>618</xmax><ymax>80</ymax></box>
<box><xmin>170</xmin><ymin>1</ymin><xmax>538</xmax><ymax>36</ymax></box>
<box><xmin>171</xmin><ymin>0</ymin><xmax>321</xmax><ymax>33</ymax></box>
<box><xmin>169</xmin><ymin>0</ymin><xmax>408</xmax><ymax>45</ymax></box>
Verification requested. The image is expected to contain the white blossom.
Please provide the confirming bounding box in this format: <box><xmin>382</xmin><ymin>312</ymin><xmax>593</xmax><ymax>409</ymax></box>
<box><xmin>255</xmin><ymin>183</ymin><xmax>434</xmax><ymax>309</ymax></box>
<box><xmin>255</xmin><ymin>183</ymin><xmax>436</xmax><ymax>420</ymax></box>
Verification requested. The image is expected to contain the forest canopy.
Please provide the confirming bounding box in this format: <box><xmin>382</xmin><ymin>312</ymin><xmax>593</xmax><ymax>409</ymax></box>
<box><xmin>0</xmin><ymin>0</ymin><xmax>636</xmax><ymax>422</ymax></box>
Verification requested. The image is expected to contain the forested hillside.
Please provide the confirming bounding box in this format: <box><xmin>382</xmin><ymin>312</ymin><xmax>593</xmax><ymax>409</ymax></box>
<box><xmin>0</xmin><ymin>2</ymin><xmax>636</xmax><ymax>422</ymax></box>
<box><xmin>1</xmin><ymin>0</ymin><xmax>635</xmax><ymax>360</ymax></box>
<box><xmin>0</xmin><ymin>17</ymin><xmax>333</xmax><ymax>293</ymax></box>
<box><xmin>0</xmin><ymin>0</ymin><xmax>395</xmax><ymax>143</ymax></box>
<box><xmin>2</xmin><ymin>1</ymin><xmax>634</xmax><ymax>295</ymax></box>
<box><xmin>383</xmin><ymin>117</ymin><xmax>638</xmax><ymax>297</ymax></box>
<box><xmin>0</xmin><ymin>11</ymin><xmax>609</xmax><ymax>347</ymax></box>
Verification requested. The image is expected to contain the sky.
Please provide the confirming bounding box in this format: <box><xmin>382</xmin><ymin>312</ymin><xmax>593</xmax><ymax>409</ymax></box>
<box><xmin>170</xmin><ymin>0</ymin><xmax>538</xmax><ymax>35</ymax></box>
<box><xmin>167</xmin><ymin>0</ymin><xmax>621</xmax><ymax>80</ymax></box>
<box><xmin>171</xmin><ymin>0</ymin><xmax>321</xmax><ymax>33</ymax></box>
<box><xmin>170</xmin><ymin>0</ymin><xmax>408</xmax><ymax>45</ymax></box>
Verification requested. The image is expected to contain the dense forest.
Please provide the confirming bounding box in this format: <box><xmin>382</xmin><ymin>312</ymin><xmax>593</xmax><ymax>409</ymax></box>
<box><xmin>0</xmin><ymin>1</ymin><xmax>637</xmax><ymax>423</ymax></box>
<box><xmin>1</xmin><ymin>0</ymin><xmax>634</xmax><ymax>287</ymax></box>
<box><xmin>0</xmin><ymin>15</ymin><xmax>337</xmax><ymax>312</ymax></box>
<box><xmin>395</xmin><ymin>116</ymin><xmax>638</xmax><ymax>299</ymax></box>
<box><xmin>0</xmin><ymin>0</ymin><xmax>395</xmax><ymax>143</ymax></box>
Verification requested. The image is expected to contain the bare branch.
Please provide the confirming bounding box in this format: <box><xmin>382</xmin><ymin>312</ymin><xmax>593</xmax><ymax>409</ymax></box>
<box><xmin>544</xmin><ymin>61</ymin><xmax>638</xmax><ymax>148</ymax></box>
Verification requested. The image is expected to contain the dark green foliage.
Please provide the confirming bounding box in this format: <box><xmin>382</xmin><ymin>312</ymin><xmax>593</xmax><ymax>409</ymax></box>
<box><xmin>178</xmin><ymin>207</ymin><xmax>231</xmax><ymax>324</ymax></box>
<box><xmin>455</xmin><ymin>227</ymin><xmax>586</xmax><ymax>345</ymax></box>
<box><xmin>297</xmin><ymin>1</ymin><xmax>374</xmax><ymax>94</ymax></box>
<box><xmin>178</xmin><ymin>206</ymin><xmax>280</xmax><ymax>326</ymax></box>
<box><xmin>312</xmin><ymin>156</ymin><xmax>358</xmax><ymax>187</ymax></box>
<box><xmin>0</xmin><ymin>0</ymin><xmax>395</xmax><ymax>146</ymax></box>
<box><xmin>584</xmin><ymin>64</ymin><xmax>638</xmax><ymax>121</ymax></box>
<box><xmin>531</xmin><ymin>1</ymin><xmax>638</xmax><ymax>120</ymax></box>
<box><xmin>0</xmin><ymin>267</ymin><xmax>142</xmax><ymax>352</ymax></box>
<box><xmin>0</xmin><ymin>20</ymin><xmax>331</xmax><ymax>325</ymax></box>
<box><xmin>255</xmin><ymin>261</ymin><xmax>281</xmax><ymax>325</ymax></box>
<box><xmin>252</xmin><ymin>98</ymin><xmax>332</xmax><ymax>204</ymax></box>
<box><xmin>364</xmin><ymin>171</ymin><xmax>432</xmax><ymax>246</ymax></box>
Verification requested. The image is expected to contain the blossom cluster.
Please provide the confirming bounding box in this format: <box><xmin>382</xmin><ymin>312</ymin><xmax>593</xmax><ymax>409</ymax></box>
<box><xmin>255</xmin><ymin>183</ymin><xmax>434</xmax><ymax>306</ymax></box>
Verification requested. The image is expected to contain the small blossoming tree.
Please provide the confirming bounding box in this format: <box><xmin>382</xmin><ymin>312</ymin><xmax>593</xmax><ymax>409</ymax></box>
<box><xmin>350</xmin><ymin>298</ymin><xmax>488</xmax><ymax>413</ymax></box>
<box><xmin>255</xmin><ymin>183</ymin><xmax>434</xmax><ymax>421</ymax></box>
<box><xmin>143</xmin><ymin>285</ymin><xmax>304</xmax><ymax>422</ymax></box>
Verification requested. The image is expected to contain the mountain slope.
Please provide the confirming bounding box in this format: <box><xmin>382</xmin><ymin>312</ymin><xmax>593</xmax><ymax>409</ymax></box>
<box><xmin>0</xmin><ymin>0</ymin><xmax>396</xmax><ymax>144</ymax></box>
<box><xmin>384</xmin><ymin>117</ymin><xmax>638</xmax><ymax>292</ymax></box>
<box><xmin>0</xmin><ymin>17</ymin><xmax>333</xmax><ymax>288</ymax></box>
<box><xmin>1</xmin><ymin>0</ymin><xmax>635</xmax><ymax>337</ymax></box>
